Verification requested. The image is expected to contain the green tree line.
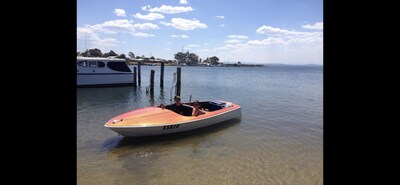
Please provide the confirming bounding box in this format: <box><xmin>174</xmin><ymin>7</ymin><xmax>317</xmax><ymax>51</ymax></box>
<box><xmin>174</xmin><ymin>51</ymin><xmax>220</xmax><ymax>66</ymax></box>
<box><xmin>78</xmin><ymin>48</ymin><xmax>220</xmax><ymax>65</ymax></box>
<box><xmin>77</xmin><ymin>48</ymin><xmax>126</xmax><ymax>58</ymax></box>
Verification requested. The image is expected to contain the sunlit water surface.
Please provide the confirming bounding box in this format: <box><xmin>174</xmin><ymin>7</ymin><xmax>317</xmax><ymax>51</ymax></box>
<box><xmin>77</xmin><ymin>65</ymin><xmax>323</xmax><ymax>185</ymax></box>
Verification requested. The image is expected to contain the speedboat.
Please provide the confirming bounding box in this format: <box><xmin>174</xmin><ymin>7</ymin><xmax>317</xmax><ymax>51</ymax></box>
<box><xmin>104</xmin><ymin>100</ymin><xmax>241</xmax><ymax>137</ymax></box>
<box><xmin>77</xmin><ymin>56</ymin><xmax>134</xmax><ymax>87</ymax></box>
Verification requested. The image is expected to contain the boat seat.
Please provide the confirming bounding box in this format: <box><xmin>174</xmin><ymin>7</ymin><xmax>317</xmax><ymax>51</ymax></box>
<box><xmin>182</xmin><ymin>106</ymin><xmax>193</xmax><ymax>116</ymax></box>
<box><xmin>207</xmin><ymin>105</ymin><xmax>224</xmax><ymax>111</ymax></box>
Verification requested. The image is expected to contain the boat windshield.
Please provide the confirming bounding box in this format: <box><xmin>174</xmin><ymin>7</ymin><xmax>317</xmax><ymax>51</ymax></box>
<box><xmin>200</xmin><ymin>101</ymin><xmax>225</xmax><ymax>111</ymax></box>
<box><xmin>164</xmin><ymin>104</ymin><xmax>193</xmax><ymax>116</ymax></box>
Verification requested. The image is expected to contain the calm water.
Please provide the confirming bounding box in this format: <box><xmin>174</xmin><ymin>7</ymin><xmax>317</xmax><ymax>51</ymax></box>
<box><xmin>77</xmin><ymin>65</ymin><xmax>323</xmax><ymax>185</ymax></box>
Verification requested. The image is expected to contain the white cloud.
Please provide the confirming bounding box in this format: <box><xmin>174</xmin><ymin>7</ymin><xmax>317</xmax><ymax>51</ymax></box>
<box><xmin>218</xmin><ymin>25</ymin><xmax>322</xmax><ymax>51</ymax></box>
<box><xmin>114</xmin><ymin>9</ymin><xmax>126</xmax><ymax>17</ymax></box>
<box><xmin>88</xmin><ymin>19</ymin><xmax>135</xmax><ymax>34</ymax></box>
<box><xmin>256</xmin><ymin>25</ymin><xmax>323</xmax><ymax>44</ymax></box>
<box><xmin>161</xmin><ymin>18</ymin><xmax>207</xmax><ymax>30</ymax></box>
<box><xmin>148</xmin><ymin>5</ymin><xmax>194</xmax><ymax>14</ymax></box>
<box><xmin>77</xmin><ymin>28</ymin><xmax>119</xmax><ymax>49</ymax></box>
<box><xmin>302</xmin><ymin>22</ymin><xmax>323</xmax><ymax>30</ymax></box>
<box><xmin>133</xmin><ymin>13</ymin><xmax>165</xmax><ymax>20</ymax></box>
<box><xmin>213</xmin><ymin>24</ymin><xmax>323</xmax><ymax>64</ymax></box>
<box><xmin>160</xmin><ymin>21</ymin><xmax>170</xmax><ymax>26</ymax></box>
<box><xmin>92</xmin><ymin>37</ymin><xmax>119</xmax><ymax>47</ymax></box>
<box><xmin>217</xmin><ymin>25</ymin><xmax>322</xmax><ymax>50</ymax></box>
<box><xmin>163</xmin><ymin>48</ymin><xmax>171</xmax><ymax>51</ymax></box>
<box><xmin>77</xmin><ymin>27</ymin><xmax>94</xmax><ymax>36</ymax></box>
<box><xmin>225</xmin><ymin>39</ymin><xmax>242</xmax><ymax>44</ymax></box>
<box><xmin>142</xmin><ymin>5</ymin><xmax>151</xmax><ymax>11</ymax></box>
<box><xmin>216</xmin><ymin>16</ymin><xmax>224</xmax><ymax>19</ymax></box>
<box><xmin>220</xmin><ymin>24</ymin><xmax>225</xmax><ymax>27</ymax></box>
<box><xmin>132</xmin><ymin>32</ymin><xmax>155</xmax><ymax>37</ymax></box>
<box><xmin>76</xmin><ymin>19</ymin><xmax>157</xmax><ymax>51</ymax></box>
<box><xmin>228</xmin><ymin>35</ymin><xmax>248</xmax><ymax>39</ymax></box>
<box><xmin>171</xmin><ymin>34</ymin><xmax>189</xmax><ymax>38</ymax></box>
<box><xmin>134</xmin><ymin>23</ymin><xmax>160</xmax><ymax>30</ymax></box>
<box><xmin>256</xmin><ymin>25</ymin><xmax>284</xmax><ymax>34</ymax></box>
<box><xmin>256</xmin><ymin>25</ymin><xmax>319</xmax><ymax>37</ymax></box>
<box><xmin>180</xmin><ymin>0</ymin><xmax>188</xmax><ymax>4</ymax></box>
<box><xmin>246</xmin><ymin>37</ymin><xmax>286</xmax><ymax>46</ymax></box>
<box><xmin>215</xmin><ymin>43</ymin><xmax>245</xmax><ymax>50</ymax></box>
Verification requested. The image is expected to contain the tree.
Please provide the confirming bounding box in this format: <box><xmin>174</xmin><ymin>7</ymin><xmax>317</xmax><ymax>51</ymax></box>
<box><xmin>103</xmin><ymin>50</ymin><xmax>118</xmax><ymax>57</ymax></box>
<box><xmin>174</xmin><ymin>52</ymin><xmax>186</xmax><ymax>64</ymax></box>
<box><xmin>79</xmin><ymin>50</ymin><xmax>89</xmax><ymax>57</ymax></box>
<box><xmin>209</xmin><ymin>56</ymin><xmax>220</xmax><ymax>65</ymax></box>
<box><xmin>128</xmin><ymin>52</ymin><xmax>135</xmax><ymax>59</ymax></box>
<box><xmin>117</xmin><ymin>54</ymin><xmax>126</xmax><ymax>59</ymax></box>
<box><xmin>174</xmin><ymin>51</ymin><xmax>200</xmax><ymax>65</ymax></box>
<box><xmin>187</xmin><ymin>52</ymin><xmax>199</xmax><ymax>65</ymax></box>
<box><xmin>109</xmin><ymin>50</ymin><xmax>118</xmax><ymax>56</ymax></box>
<box><xmin>88</xmin><ymin>48</ymin><xmax>103</xmax><ymax>57</ymax></box>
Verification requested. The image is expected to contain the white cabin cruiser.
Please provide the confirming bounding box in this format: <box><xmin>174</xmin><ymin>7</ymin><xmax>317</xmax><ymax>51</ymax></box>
<box><xmin>77</xmin><ymin>57</ymin><xmax>134</xmax><ymax>87</ymax></box>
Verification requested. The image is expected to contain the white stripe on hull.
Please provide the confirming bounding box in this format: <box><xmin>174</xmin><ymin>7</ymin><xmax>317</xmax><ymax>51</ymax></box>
<box><xmin>108</xmin><ymin>108</ymin><xmax>241</xmax><ymax>137</ymax></box>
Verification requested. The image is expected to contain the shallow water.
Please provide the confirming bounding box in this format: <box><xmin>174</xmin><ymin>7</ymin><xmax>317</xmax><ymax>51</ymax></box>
<box><xmin>77</xmin><ymin>65</ymin><xmax>323</xmax><ymax>185</ymax></box>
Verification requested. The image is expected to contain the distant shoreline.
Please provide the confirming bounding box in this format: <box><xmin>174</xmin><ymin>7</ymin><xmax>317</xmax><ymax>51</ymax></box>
<box><xmin>127</xmin><ymin>62</ymin><xmax>322</xmax><ymax>67</ymax></box>
<box><xmin>127</xmin><ymin>62</ymin><xmax>263</xmax><ymax>67</ymax></box>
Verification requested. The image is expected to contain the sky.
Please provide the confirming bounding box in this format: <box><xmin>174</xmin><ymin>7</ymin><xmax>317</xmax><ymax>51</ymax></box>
<box><xmin>77</xmin><ymin>0</ymin><xmax>323</xmax><ymax>65</ymax></box>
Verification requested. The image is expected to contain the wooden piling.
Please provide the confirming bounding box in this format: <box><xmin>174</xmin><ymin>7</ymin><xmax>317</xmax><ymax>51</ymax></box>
<box><xmin>150</xmin><ymin>70</ymin><xmax>155</xmax><ymax>94</ymax></box>
<box><xmin>160</xmin><ymin>62</ymin><xmax>164</xmax><ymax>88</ymax></box>
<box><xmin>176</xmin><ymin>67</ymin><xmax>181</xmax><ymax>96</ymax></box>
<box><xmin>133</xmin><ymin>67</ymin><xmax>137</xmax><ymax>87</ymax></box>
<box><xmin>138</xmin><ymin>62</ymin><xmax>141</xmax><ymax>87</ymax></box>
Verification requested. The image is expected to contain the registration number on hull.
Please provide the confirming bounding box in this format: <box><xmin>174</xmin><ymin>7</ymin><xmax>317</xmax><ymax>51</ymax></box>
<box><xmin>163</xmin><ymin>124</ymin><xmax>180</xmax><ymax>130</ymax></box>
